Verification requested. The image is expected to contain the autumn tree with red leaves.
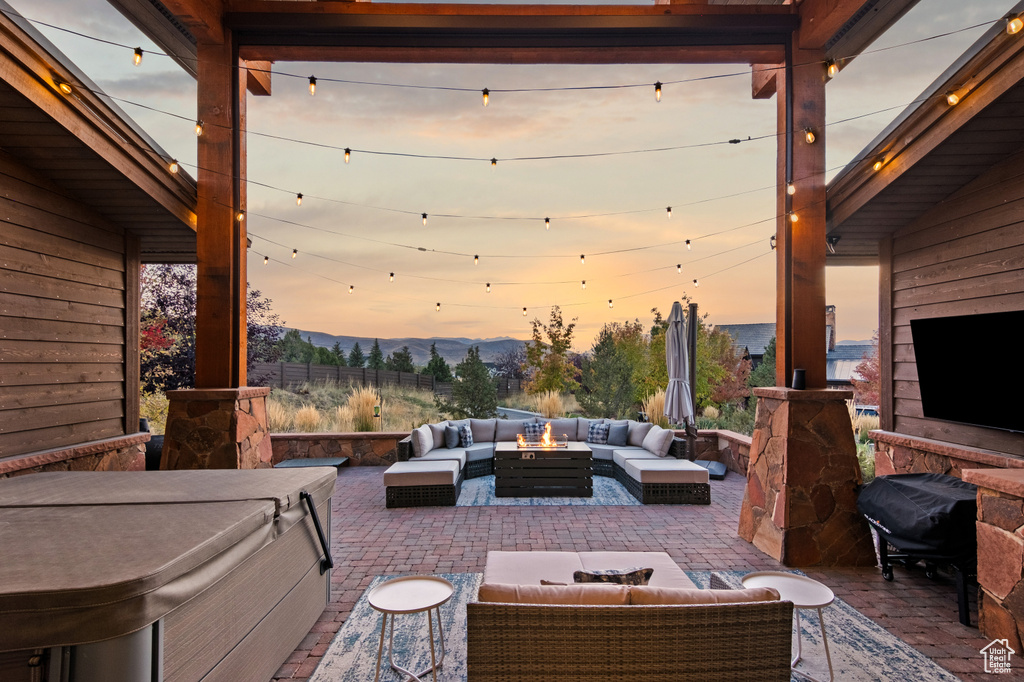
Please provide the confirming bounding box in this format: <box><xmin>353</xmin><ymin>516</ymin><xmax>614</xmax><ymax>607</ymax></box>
<box><xmin>851</xmin><ymin>331</ymin><xmax>881</xmax><ymax>406</ymax></box>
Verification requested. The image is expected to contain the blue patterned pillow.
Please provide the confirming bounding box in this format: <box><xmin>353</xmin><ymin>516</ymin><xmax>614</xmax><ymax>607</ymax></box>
<box><xmin>587</xmin><ymin>422</ymin><xmax>610</xmax><ymax>444</ymax></box>
<box><xmin>524</xmin><ymin>422</ymin><xmax>545</xmax><ymax>441</ymax></box>
<box><xmin>459</xmin><ymin>424</ymin><xmax>474</xmax><ymax>447</ymax></box>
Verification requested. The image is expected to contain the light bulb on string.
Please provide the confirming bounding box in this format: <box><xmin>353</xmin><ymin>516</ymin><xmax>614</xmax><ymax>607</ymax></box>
<box><xmin>308</xmin><ymin>76</ymin><xmax>317</xmax><ymax>96</ymax></box>
<box><xmin>787</xmin><ymin>183</ymin><xmax>796</xmax><ymax>196</ymax></box>
<box><xmin>292</xmin><ymin>249</ymin><xmax>298</xmax><ymax>258</ymax></box>
<box><xmin>826</xmin><ymin>60</ymin><xmax>839</xmax><ymax>78</ymax></box>
<box><xmin>296</xmin><ymin>193</ymin><xmax>303</xmax><ymax>206</ymax></box>
<box><xmin>491</xmin><ymin>158</ymin><xmax>497</xmax><ymax>168</ymax></box>
<box><xmin>580</xmin><ymin>254</ymin><xmax>585</xmax><ymax>265</ymax></box>
<box><xmin>666</xmin><ymin>207</ymin><xmax>672</xmax><ymax>219</ymax></box>
<box><xmin>168</xmin><ymin>159</ymin><xmax>179</xmax><ymax>174</ymax></box>
<box><xmin>422</xmin><ymin>213</ymin><xmax>428</xmax><ymax>227</ymax></box>
<box><xmin>685</xmin><ymin>240</ymin><xmax>691</xmax><ymax>251</ymax></box>
<box><xmin>946</xmin><ymin>91</ymin><xmax>960</xmax><ymax>106</ymax></box>
<box><xmin>873</xmin><ymin>157</ymin><xmax>885</xmax><ymax>172</ymax></box>
<box><xmin>344</xmin><ymin>148</ymin><xmax>351</xmax><ymax>163</ymax></box>
<box><xmin>677</xmin><ymin>264</ymin><xmax>682</xmax><ymax>274</ymax></box>
<box><xmin>436</xmin><ymin>302</ymin><xmax>441</xmax><ymax>312</ymax></box>
<box><xmin>789</xmin><ymin>212</ymin><xmax>799</xmax><ymax>223</ymax></box>
<box><xmin>389</xmin><ymin>272</ymin><xmax>394</xmax><ymax>282</ymax></box>
<box><xmin>770</xmin><ymin>235</ymin><xmax>777</xmax><ymax>250</ymax></box>
<box><xmin>486</xmin><ymin>283</ymin><xmax>491</xmax><ymax>293</ymax></box>
<box><xmin>608</xmin><ymin>300</ymin><xmax>614</xmax><ymax>309</ymax></box>
<box><xmin>523</xmin><ymin>307</ymin><xmax>528</xmax><ymax>316</ymax></box>
<box><xmin>1009</xmin><ymin>15</ymin><xmax>1024</xmax><ymax>34</ymax></box>
<box><xmin>263</xmin><ymin>256</ymin><xmax>269</xmax><ymax>265</ymax></box>
<box><xmin>195</xmin><ymin>120</ymin><xmax>204</xmax><ymax>136</ymax></box>
<box><xmin>56</xmin><ymin>79</ymin><xmax>73</xmax><ymax>95</ymax></box>
<box><xmin>348</xmin><ymin>285</ymin><xmax>354</xmax><ymax>295</ymax></box>
<box><xmin>581</xmin><ymin>280</ymin><xmax>586</xmax><ymax>290</ymax></box>
<box><xmin>236</xmin><ymin>210</ymin><xmax>245</xmax><ymax>222</ymax></box>
<box><xmin>545</xmin><ymin>217</ymin><xmax>550</xmax><ymax>230</ymax></box>
<box><xmin>654</xmin><ymin>81</ymin><xmax>662</xmax><ymax>102</ymax></box>
<box><xmin>693</xmin><ymin>279</ymin><xmax>700</xmax><ymax>287</ymax></box>
<box><xmin>133</xmin><ymin>47</ymin><xmax>143</xmax><ymax>66</ymax></box>
<box><xmin>804</xmin><ymin>128</ymin><xmax>816</xmax><ymax>144</ymax></box>
<box><xmin>482</xmin><ymin>88</ymin><xmax>489</xmax><ymax>106</ymax></box>
<box><xmin>474</xmin><ymin>255</ymin><xmax>479</xmax><ymax>265</ymax></box>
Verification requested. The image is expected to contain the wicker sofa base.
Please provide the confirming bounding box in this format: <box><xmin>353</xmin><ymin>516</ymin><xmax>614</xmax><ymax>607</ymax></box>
<box><xmin>614</xmin><ymin>464</ymin><xmax>711</xmax><ymax>505</ymax></box>
<box><xmin>465</xmin><ymin>458</ymin><xmax>494</xmax><ymax>479</ymax></box>
<box><xmin>385</xmin><ymin>472</ymin><xmax>464</xmax><ymax>508</ymax></box>
<box><xmin>592</xmin><ymin>458</ymin><xmax>614</xmax><ymax>478</ymax></box>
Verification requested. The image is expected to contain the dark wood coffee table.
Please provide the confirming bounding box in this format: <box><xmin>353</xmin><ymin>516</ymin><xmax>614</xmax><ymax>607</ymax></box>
<box><xmin>493</xmin><ymin>442</ymin><xmax>593</xmax><ymax>497</ymax></box>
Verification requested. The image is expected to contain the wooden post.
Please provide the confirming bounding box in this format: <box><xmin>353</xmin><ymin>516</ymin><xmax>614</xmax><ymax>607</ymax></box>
<box><xmin>775</xmin><ymin>39</ymin><xmax>827</xmax><ymax>388</ymax></box>
<box><xmin>195</xmin><ymin>33</ymin><xmax>247</xmax><ymax>388</ymax></box>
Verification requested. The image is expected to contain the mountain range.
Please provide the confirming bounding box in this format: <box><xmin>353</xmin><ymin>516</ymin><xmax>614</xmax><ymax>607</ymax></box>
<box><xmin>284</xmin><ymin>329</ymin><xmax>527</xmax><ymax>365</ymax></box>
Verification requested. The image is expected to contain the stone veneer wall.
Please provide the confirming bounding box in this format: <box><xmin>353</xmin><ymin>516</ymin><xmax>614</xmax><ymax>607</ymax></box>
<box><xmin>738</xmin><ymin>387</ymin><xmax>875</xmax><ymax>566</ymax></box>
<box><xmin>872</xmin><ymin>430</ymin><xmax>1024</xmax><ymax>478</ymax></box>
<box><xmin>162</xmin><ymin>387</ymin><xmax>272</xmax><ymax>469</ymax></box>
<box><xmin>691</xmin><ymin>430</ymin><xmax>751</xmax><ymax>475</ymax></box>
<box><xmin>271</xmin><ymin>432</ymin><xmax>403</xmax><ymax>466</ymax></box>
<box><xmin>0</xmin><ymin>433</ymin><xmax>147</xmax><ymax>478</ymax></box>
<box><xmin>961</xmin><ymin>469</ymin><xmax>1024</xmax><ymax>652</ymax></box>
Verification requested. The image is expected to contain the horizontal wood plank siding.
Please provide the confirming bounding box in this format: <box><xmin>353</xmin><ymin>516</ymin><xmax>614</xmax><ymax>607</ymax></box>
<box><xmin>890</xmin><ymin>148</ymin><xmax>1024</xmax><ymax>456</ymax></box>
<box><xmin>0</xmin><ymin>151</ymin><xmax>132</xmax><ymax>458</ymax></box>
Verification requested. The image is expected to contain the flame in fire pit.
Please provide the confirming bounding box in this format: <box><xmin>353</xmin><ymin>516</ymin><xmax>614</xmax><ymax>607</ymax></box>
<box><xmin>516</xmin><ymin>422</ymin><xmax>567</xmax><ymax>448</ymax></box>
<box><xmin>539</xmin><ymin>422</ymin><xmax>555</xmax><ymax>446</ymax></box>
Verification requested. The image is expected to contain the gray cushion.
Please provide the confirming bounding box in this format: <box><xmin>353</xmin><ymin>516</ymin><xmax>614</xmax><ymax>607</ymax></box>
<box><xmin>547</xmin><ymin>418</ymin><xmax>577</xmax><ymax>441</ymax></box>
<box><xmin>470</xmin><ymin>418</ymin><xmax>497</xmax><ymax>443</ymax></box>
<box><xmin>495</xmin><ymin>420</ymin><xmax>528</xmax><ymax>442</ymax></box>
<box><xmin>428</xmin><ymin>422</ymin><xmax>447</xmax><ymax>450</ymax></box>
<box><xmin>607</xmin><ymin>423</ymin><xmax>629</xmax><ymax>446</ymax></box>
<box><xmin>627</xmin><ymin>421</ymin><xmax>654</xmax><ymax>447</ymax></box>
<box><xmin>464</xmin><ymin>443</ymin><xmax>495</xmax><ymax>462</ymax></box>
<box><xmin>411</xmin><ymin>424</ymin><xmax>433</xmax><ymax>457</ymax></box>
<box><xmin>585</xmin><ymin>443</ymin><xmax>619</xmax><ymax>460</ymax></box>
<box><xmin>642</xmin><ymin>424</ymin><xmax>675</xmax><ymax>457</ymax></box>
<box><xmin>415</xmin><ymin>449</ymin><xmax>467</xmax><ymax>469</ymax></box>
<box><xmin>444</xmin><ymin>425</ymin><xmax>460</xmax><ymax>449</ymax></box>
<box><xmin>612</xmin><ymin>448</ymin><xmax>661</xmax><ymax>468</ymax></box>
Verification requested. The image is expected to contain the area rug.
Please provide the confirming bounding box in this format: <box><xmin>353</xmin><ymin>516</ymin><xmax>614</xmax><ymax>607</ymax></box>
<box><xmin>309</xmin><ymin>571</ymin><xmax>960</xmax><ymax>682</ymax></box>
<box><xmin>456</xmin><ymin>474</ymin><xmax>640</xmax><ymax>506</ymax></box>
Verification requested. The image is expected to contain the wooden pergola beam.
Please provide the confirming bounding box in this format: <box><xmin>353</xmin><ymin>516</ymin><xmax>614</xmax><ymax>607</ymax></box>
<box><xmin>245</xmin><ymin>60</ymin><xmax>272</xmax><ymax>96</ymax></box>
<box><xmin>159</xmin><ymin>0</ymin><xmax>224</xmax><ymax>44</ymax></box>
<box><xmin>751</xmin><ymin>63</ymin><xmax>781</xmax><ymax>100</ymax></box>
<box><xmin>797</xmin><ymin>0</ymin><xmax>869</xmax><ymax>50</ymax></box>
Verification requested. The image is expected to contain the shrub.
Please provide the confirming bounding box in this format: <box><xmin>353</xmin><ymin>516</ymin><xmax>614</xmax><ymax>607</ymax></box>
<box><xmin>702</xmin><ymin>405</ymin><xmax>720</xmax><ymax>420</ymax></box>
<box><xmin>536</xmin><ymin>391</ymin><xmax>565</xmax><ymax>418</ymax></box>
<box><xmin>642</xmin><ymin>390</ymin><xmax>670</xmax><ymax>428</ymax></box>
<box><xmin>293</xmin><ymin>404</ymin><xmax>323</xmax><ymax>432</ymax></box>
<box><xmin>140</xmin><ymin>391</ymin><xmax>169</xmax><ymax>434</ymax></box>
<box><xmin>266</xmin><ymin>398</ymin><xmax>292</xmax><ymax>432</ymax></box>
<box><xmin>347</xmin><ymin>385</ymin><xmax>380</xmax><ymax>432</ymax></box>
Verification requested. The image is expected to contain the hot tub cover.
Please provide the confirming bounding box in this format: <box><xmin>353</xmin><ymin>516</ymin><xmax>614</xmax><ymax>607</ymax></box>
<box><xmin>856</xmin><ymin>473</ymin><xmax>977</xmax><ymax>556</ymax></box>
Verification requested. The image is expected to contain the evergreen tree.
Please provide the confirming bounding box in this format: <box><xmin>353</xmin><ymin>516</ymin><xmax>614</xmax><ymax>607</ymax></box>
<box><xmin>435</xmin><ymin>346</ymin><xmax>497</xmax><ymax>418</ymax></box>
<box><xmin>331</xmin><ymin>342</ymin><xmax>348</xmax><ymax>367</ymax></box>
<box><xmin>577</xmin><ymin>327</ymin><xmax>637</xmax><ymax>418</ymax></box>
<box><xmin>424</xmin><ymin>342</ymin><xmax>453</xmax><ymax>382</ymax></box>
<box><xmin>748</xmin><ymin>337</ymin><xmax>777</xmax><ymax>388</ymax></box>
<box><xmin>524</xmin><ymin>306</ymin><xmax>579</xmax><ymax>393</ymax></box>
<box><xmin>386</xmin><ymin>346</ymin><xmax>416</xmax><ymax>373</ymax></box>
<box><xmin>367</xmin><ymin>339</ymin><xmax>385</xmax><ymax>370</ymax></box>
<box><xmin>347</xmin><ymin>342</ymin><xmax>366</xmax><ymax>368</ymax></box>
<box><xmin>278</xmin><ymin>329</ymin><xmax>314</xmax><ymax>363</ymax></box>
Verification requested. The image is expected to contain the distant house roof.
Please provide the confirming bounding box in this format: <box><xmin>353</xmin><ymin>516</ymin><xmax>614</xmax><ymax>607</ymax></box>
<box><xmin>715</xmin><ymin>323</ymin><xmax>776</xmax><ymax>358</ymax></box>
<box><xmin>827</xmin><ymin>344</ymin><xmax>873</xmax><ymax>384</ymax></box>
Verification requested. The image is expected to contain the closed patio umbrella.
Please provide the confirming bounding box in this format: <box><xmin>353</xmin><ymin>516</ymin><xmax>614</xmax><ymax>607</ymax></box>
<box><xmin>664</xmin><ymin>301</ymin><xmax>695</xmax><ymax>427</ymax></box>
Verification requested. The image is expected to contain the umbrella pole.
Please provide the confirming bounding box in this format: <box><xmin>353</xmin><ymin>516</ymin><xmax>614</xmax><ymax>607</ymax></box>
<box><xmin>686</xmin><ymin>303</ymin><xmax>699</xmax><ymax>459</ymax></box>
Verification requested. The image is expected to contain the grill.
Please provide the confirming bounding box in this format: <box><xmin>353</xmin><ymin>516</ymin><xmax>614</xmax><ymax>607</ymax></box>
<box><xmin>857</xmin><ymin>473</ymin><xmax>978</xmax><ymax>626</ymax></box>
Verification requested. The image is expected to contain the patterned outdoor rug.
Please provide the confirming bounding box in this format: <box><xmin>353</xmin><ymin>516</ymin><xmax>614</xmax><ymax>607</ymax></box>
<box><xmin>310</xmin><ymin>571</ymin><xmax>960</xmax><ymax>682</ymax></box>
<box><xmin>456</xmin><ymin>474</ymin><xmax>640</xmax><ymax>506</ymax></box>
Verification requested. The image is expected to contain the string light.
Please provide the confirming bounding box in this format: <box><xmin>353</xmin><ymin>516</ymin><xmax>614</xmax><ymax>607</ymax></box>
<box><xmin>581</xmin><ymin>280</ymin><xmax>586</xmax><ymax>290</ymax></box>
<box><xmin>677</xmin><ymin>264</ymin><xmax>682</xmax><ymax>273</ymax></box>
<box><xmin>770</xmin><ymin>235</ymin><xmax>777</xmax><ymax>250</ymax></box>
<box><xmin>296</xmin><ymin>193</ymin><xmax>303</xmax><ymax>206</ymax></box>
<box><xmin>523</xmin><ymin>307</ymin><xmax>528</xmax><ymax>316</ymax></box>
<box><xmin>693</xmin><ymin>279</ymin><xmax>700</xmax><ymax>287</ymax></box>
<box><xmin>787</xmin><ymin>183</ymin><xmax>796</xmax><ymax>195</ymax></box>
<box><xmin>946</xmin><ymin>91</ymin><xmax>960</xmax><ymax>106</ymax></box>
<box><xmin>826</xmin><ymin>60</ymin><xmax>839</xmax><ymax>78</ymax></box>
<box><xmin>666</xmin><ymin>207</ymin><xmax>672</xmax><ymax>219</ymax></box>
<box><xmin>1008</xmin><ymin>14</ymin><xmax>1023</xmax><ymax>34</ymax></box>
<box><xmin>168</xmin><ymin>159</ymin><xmax>178</xmax><ymax>173</ymax></box>
<box><xmin>292</xmin><ymin>249</ymin><xmax>297</xmax><ymax>258</ymax></box>
<box><xmin>789</xmin><ymin>212</ymin><xmax>799</xmax><ymax>223</ymax></box>
<box><xmin>422</xmin><ymin>213</ymin><xmax>428</xmax><ymax>226</ymax></box>
<box><xmin>685</xmin><ymin>240</ymin><xmax>691</xmax><ymax>250</ymax></box>
<box><xmin>308</xmin><ymin>76</ymin><xmax>317</xmax><ymax>96</ymax></box>
<box><xmin>654</xmin><ymin>81</ymin><xmax>662</xmax><ymax>102</ymax></box>
<box><xmin>133</xmin><ymin>47</ymin><xmax>142</xmax><ymax>66</ymax></box>
<box><xmin>436</xmin><ymin>302</ymin><xmax>441</xmax><ymax>312</ymax></box>
<box><xmin>263</xmin><ymin>255</ymin><xmax>269</xmax><ymax>265</ymax></box>
<box><xmin>545</xmin><ymin>217</ymin><xmax>550</xmax><ymax>230</ymax></box>
<box><xmin>195</xmin><ymin>120</ymin><xmax>204</xmax><ymax>136</ymax></box>
<box><xmin>389</xmin><ymin>272</ymin><xmax>394</xmax><ymax>282</ymax></box>
<box><xmin>236</xmin><ymin>210</ymin><xmax>245</xmax><ymax>222</ymax></box>
<box><xmin>474</xmin><ymin>254</ymin><xmax>479</xmax><ymax>265</ymax></box>
<box><xmin>486</xmin><ymin>283</ymin><xmax>491</xmax><ymax>293</ymax></box>
<box><xmin>873</xmin><ymin>157</ymin><xmax>885</xmax><ymax>171</ymax></box>
<box><xmin>608</xmin><ymin>299</ymin><xmax>614</xmax><ymax>308</ymax></box>
<box><xmin>55</xmin><ymin>79</ymin><xmax>73</xmax><ymax>94</ymax></box>
<box><xmin>580</xmin><ymin>254</ymin><xmax>585</xmax><ymax>265</ymax></box>
<box><xmin>349</xmin><ymin>285</ymin><xmax>354</xmax><ymax>294</ymax></box>
<box><xmin>482</xmin><ymin>88</ymin><xmax>489</xmax><ymax>106</ymax></box>
<box><xmin>344</xmin><ymin>148</ymin><xmax>351</xmax><ymax>163</ymax></box>
<box><xmin>804</xmin><ymin>128</ymin><xmax>817</xmax><ymax>144</ymax></box>
<box><xmin>491</xmin><ymin>157</ymin><xmax>497</xmax><ymax>167</ymax></box>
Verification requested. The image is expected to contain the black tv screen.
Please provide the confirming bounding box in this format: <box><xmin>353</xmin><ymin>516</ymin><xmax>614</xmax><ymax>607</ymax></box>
<box><xmin>911</xmin><ymin>311</ymin><xmax>1024</xmax><ymax>434</ymax></box>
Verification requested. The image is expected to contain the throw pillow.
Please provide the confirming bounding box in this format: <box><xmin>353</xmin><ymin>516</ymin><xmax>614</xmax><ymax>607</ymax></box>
<box><xmin>627</xmin><ymin>421</ymin><xmax>655</xmax><ymax>447</ymax></box>
<box><xmin>524</xmin><ymin>422</ymin><xmax>545</xmax><ymax>441</ymax></box>
<box><xmin>573</xmin><ymin>567</ymin><xmax>654</xmax><ymax>586</ymax></box>
<box><xmin>607</xmin><ymin>422</ymin><xmax>629</xmax><ymax>446</ymax></box>
<box><xmin>444</xmin><ymin>425</ymin><xmax>460</xmax><ymax>449</ymax></box>
<box><xmin>411</xmin><ymin>424</ymin><xmax>433</xmax><ymax>457</ymax></box>
<box><xmin>459</xmin><ymin>424</ymin><xmax>474</xmax><ymax>447</ymax></box>
<box><xmin>427</xmin><ymin>422</ymin><xmax>447</xmax><ymax>450</ymax></box>
<box><xmin>641</xmin><ymin>425</ymin><xmax>675</xmax><ymax>457</ymax></box>
<box><xmin>587</xmin><ymin>422</ymin><xmax>610</xmax><ymax>445</ymax></box>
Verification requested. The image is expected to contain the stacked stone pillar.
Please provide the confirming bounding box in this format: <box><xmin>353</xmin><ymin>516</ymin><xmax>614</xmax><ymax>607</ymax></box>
<box><xmin>161</xmin><ymin>387</ymin><xmax>272</xmax><ymax>469</ymax></box>
<box><xmin>738</xmin><ymin>387</ymin><xmax>875</xmax><ymax>566</ymax></box>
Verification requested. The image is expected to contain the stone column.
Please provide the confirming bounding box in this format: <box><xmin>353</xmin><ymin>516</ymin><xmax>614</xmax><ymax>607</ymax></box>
<box><xmin>738</xmin><ymin>387</ymin><xmax>875</xmax><ymax>566</ymax></box>
<box><xmin>161</xmin><ymin>387</ymin><xmax>272</xmax><ymax>469</ymax></box>
<box><xmin>962</xmin><ymin>468</ymin><xmax>1024</xmax><ymax>651</ymax></box>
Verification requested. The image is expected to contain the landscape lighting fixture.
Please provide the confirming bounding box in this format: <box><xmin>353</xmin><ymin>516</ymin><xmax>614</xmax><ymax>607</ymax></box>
<box><xmin>654</xmin><ymin>81</ymin><xmax>662</xmax><ymax>102</ymax></box>
<box><xmin>482</xmin><ymin>88</ymin><xmax>489</xmax><ymax>106</ymax></box>
<box><xmin>195</xmin><ymin>120</ymin><xmax>204</xmax><ymax>136</ymax></box>
<box><xmin>1008</xmin><ymin>14</ymin><xmax>1023</xmax><ymax>35</ymax></box>
<box><xmin>946</xmin><ymin>91</ymin><xmax>960</xmax><ymax>106</ymax></box>
<box><xmin>308</xmin><ymin>76</ymin><xmax>317</xmax><ymax>96</ymax></box>
<box><xmin>133</xmin><ymin>47</ymin><xmax>143</xmax><ymax>66</ymax></box>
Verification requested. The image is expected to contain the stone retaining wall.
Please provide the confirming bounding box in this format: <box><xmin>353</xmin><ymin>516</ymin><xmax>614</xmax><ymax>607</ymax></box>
<box><xmin>163</xmin><ymin>387</ymin><xmax>272</xmax><ymax>469</ymax></box>
<box><xmin>271</xmin><ymin>432</ymin><xmax>404</xmax><ymax>466</ymax></box>
<box><xmin>872</xmin><ymin>430</ymin><xmax>1024</xmax><ymax>478</ymax></box>
<box><xmin>691</xmin><ymin>430</ymin><xmax>751</xmax><ymax>475</ymax></box>
<box><xmin>0</xmin><ymin>433</ymin><xmax>148</xmax><ymax>478</ymax></box>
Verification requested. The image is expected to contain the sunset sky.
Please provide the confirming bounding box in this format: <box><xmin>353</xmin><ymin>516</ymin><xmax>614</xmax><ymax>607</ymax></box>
<box><xmin>25</xmin><ymin>0</ymin><xmax>1014</xmax><ymax>348</ymax></box>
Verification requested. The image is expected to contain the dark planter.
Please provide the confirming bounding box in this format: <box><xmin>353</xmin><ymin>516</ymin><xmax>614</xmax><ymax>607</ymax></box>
<box><xmin>145</xmin><ymin>435</ymin><xmax>164</xmax><ymax>471</ymax></box>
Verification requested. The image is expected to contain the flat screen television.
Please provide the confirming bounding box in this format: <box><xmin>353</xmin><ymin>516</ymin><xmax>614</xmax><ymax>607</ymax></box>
<box><xmin>910</xmin><ymin>310</ymin><xmax>1024</xmax><ymax>434</ymax></box>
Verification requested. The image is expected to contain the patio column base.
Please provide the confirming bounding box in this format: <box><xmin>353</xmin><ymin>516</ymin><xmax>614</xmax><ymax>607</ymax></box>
<box><xmin>738</xmin><ymin>388</ymin><xmax>875</xmax><ymax>566</ymax></box>
<box><xmin>162</xmin><ymin>387</ymin><xmax>272</xmax><ymax>469</ymax></box>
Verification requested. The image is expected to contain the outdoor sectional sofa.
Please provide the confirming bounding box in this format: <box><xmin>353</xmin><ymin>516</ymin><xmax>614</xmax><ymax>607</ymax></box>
<box><xmin>386</xmin><ymin>417</ymin><xmax>710</xmax><ymax>507</ymax></box>
<box><xmin>466</xmin><ymin>550</ymin><xmax>794</xmax><ymax>680</ymax></box>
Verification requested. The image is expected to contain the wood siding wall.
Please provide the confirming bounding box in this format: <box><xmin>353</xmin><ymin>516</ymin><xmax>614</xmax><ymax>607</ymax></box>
<box><xmin>885</xmin><ymin>147</ymin><xmax>1024</xmax><ymax>457</ymax></box>
<box><xmin>0</xmin><ymin>150</ymin><xmax>139</xmax><ymax>458</ymax></box>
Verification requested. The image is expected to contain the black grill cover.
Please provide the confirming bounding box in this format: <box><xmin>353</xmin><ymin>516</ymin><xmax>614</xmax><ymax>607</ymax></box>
<box><xmin>857</xmin><ymin>473</ymin><xmax>978</xmax><ymax>556</ymax></box>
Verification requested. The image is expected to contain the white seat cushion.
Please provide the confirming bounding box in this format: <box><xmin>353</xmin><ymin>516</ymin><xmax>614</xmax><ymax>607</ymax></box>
<box><xmin>413</xmin><ymin>449</ymin><xmax>466</xmax><ymax>469</ymax></box>
<box><xmin>612</xmin><ymin>448</ymin><xmax>661</xmax><ymax>468</ymax></box>
<box><xmin>585</xmin><ymin>443</ymin><xmax>619</xmax><ymax>460</ymax></box>
<box><xmin>383</xmin><ymin>460</ymin><xmax>459</xmax><ymax>486</ymax></box>
<box><xmin>621</xmin><ymin>458</ymin><xmax>710</xmax><ymax>484</ymax></box>
<box><xmin>464</xmin><ymin>443</ymin><xmax>495</xmax><ymax>462</ymax></box>
<box><xmin>484</xmin><ymin>550</ymin><xmax>586</xmax><ymax>585</ymax></box>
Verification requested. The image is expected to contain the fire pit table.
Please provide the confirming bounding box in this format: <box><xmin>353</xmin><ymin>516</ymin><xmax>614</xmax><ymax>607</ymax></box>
<box><xmin>493</xmin><ymin>441</ymin><xmax>593</xmax><ymax>497</ymax></box>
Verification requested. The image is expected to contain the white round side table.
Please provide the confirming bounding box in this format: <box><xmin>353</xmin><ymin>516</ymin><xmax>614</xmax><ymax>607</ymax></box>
<box><xmin>741</xmin><ymin>571</ymin><xmax>835</xmax><ymax>682</ymax></box>
<box><xmin>367</xmin><ymin>575</ymin><xmax>454</xmax><ymax>682</ymax></box>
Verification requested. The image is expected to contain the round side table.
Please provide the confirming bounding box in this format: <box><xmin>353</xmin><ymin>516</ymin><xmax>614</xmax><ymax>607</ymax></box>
<box><xmin>367</xmin><ymin>575</ymin><xmax>455</xmax><ymax>682</ymax></box>
<box><xmin>741</xmin><ymin>571</ymin><xmax>835</xmax><ymax>682</ymax></box>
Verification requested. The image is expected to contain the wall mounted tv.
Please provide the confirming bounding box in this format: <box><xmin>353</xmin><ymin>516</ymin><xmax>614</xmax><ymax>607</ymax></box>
<box><xmin>910</xmin><ymin>310</ymin><xmax>1024</xmax><ymax>434</ymax></box>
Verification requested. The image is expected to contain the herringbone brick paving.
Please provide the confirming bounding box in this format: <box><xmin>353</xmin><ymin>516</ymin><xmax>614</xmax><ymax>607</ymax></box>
<box><xmin>274</xmin><ymin>466</ymin><xmax>990</xmax><ymax>680</ymax></box>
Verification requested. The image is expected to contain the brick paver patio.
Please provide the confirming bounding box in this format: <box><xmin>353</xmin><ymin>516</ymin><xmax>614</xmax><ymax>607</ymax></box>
<box><xmin>274</xmin><ymin>465</ymin><xmax>991</xmax><ymax>680</ymax></box>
